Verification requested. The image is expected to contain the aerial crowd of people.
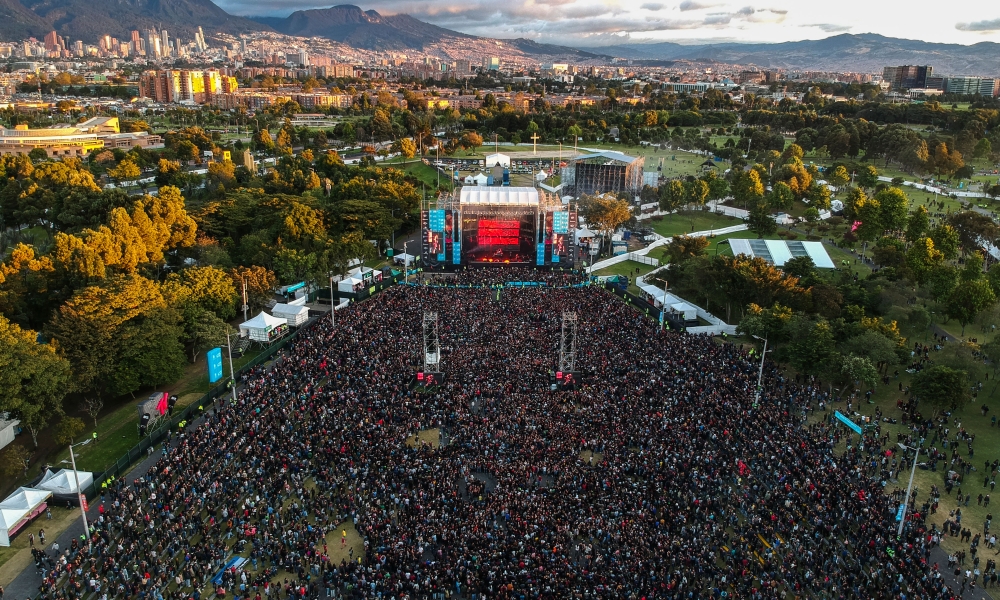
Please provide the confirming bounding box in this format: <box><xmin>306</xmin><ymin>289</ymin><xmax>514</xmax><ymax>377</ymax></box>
<box><xmin>30</xmin><ymin>268</ymin><xmax>976</xmax><ymax>600</ymax></box>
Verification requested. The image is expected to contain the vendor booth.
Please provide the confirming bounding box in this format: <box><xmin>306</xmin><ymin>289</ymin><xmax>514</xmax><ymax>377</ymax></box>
<box><xmin>271</xmin><ymin>303</ymin><xmax>309</xmax><ymax>327</ymax></box>
<box><xmin>0</xmin><ymin>487</ymin><xmax>52</xmax><ymax>546</ymax></box>
<box><xmin>337</xmin><ymin>267</ymin><xmax>383</xmax><ymax>294</ymax></box>
<box><xmin>239</xmin><ymin>312</ymin><xmax>289</xmax><ymax>343</ymax></box>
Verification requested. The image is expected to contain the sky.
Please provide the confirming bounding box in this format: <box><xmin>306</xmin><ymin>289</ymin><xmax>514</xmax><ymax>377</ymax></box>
<box><xmin>217</xmin><ymin>0</ymin><xmax>1000</xmax><ymax>46</ymax></box>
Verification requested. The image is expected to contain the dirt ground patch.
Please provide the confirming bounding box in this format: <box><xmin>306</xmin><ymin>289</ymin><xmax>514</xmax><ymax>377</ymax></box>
<box><xmin>0</xmin><ymin>505</ymin><xmax>80</xmax><ymax>586</ymax></box>
<box><xmin>579</xmin><ymin>450</ymin><xmax>604</xmax><ymax>465</ymax></box>
<box><xmin>406</xmin><ymin>428</ymin><xmax>442</xmax><ymax>449</ymax></box>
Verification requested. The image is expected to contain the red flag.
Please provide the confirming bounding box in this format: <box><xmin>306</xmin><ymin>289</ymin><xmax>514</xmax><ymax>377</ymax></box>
<box><xmin>156</xmin><ymin>393</ymin><xmax>168</xmax><ymax>415</ymax></box>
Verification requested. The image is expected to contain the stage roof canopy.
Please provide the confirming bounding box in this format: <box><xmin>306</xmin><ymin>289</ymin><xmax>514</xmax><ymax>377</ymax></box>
<box><xmin>459</xmin><ymin>187</ymin><xmax>539</xmax><ymax>207</ymax></box>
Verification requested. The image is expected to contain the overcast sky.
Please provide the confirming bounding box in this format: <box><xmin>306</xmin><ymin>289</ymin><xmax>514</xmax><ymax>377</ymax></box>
<box><xmin>218</xmin><ymin>0</ymin><xmax>1000</xmax><ymax>46</ymax></box>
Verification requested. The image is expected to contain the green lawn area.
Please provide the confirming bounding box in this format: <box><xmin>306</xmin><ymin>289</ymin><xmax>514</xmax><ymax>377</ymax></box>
<box><xmin>647</xmin><ymin>210</ymin><xmax>744</xmax><ymax>238</ymax></box>
<box><xmin>592</xmin><ymin>259</ymin><xmax>659</xmax><ymax>295</ymax></box>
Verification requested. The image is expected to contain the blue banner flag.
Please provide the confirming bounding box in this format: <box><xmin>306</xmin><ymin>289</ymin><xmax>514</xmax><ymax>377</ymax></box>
<box><xmin>834</xmin><ymin>410</ymin><xmax>862</xmax><ymax>435</ymax></box>
<box><xmin>207</xmin><ymin>347</ymin><xmax>224</xmax><ymax>383</ymax></box>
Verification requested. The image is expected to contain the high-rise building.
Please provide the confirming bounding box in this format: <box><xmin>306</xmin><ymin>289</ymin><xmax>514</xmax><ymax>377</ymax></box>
<box><xmin>160</xmin><ymin>30</ymin><xmax>170</xmax><ymax>57</ymax></box>
<box><xmin>483</xmin><ymin>57</ymin><xmax>500</xmax><ymax>71</ymax></box>
<box><xmin>43</xmin><ymin>31</ymin><xmax>58</xmax><ymax>51</ymax></box>
<box><xmin>73</xmin><ymin>40</ymin><xmax>83</xmax><ymax>57</ymax></box>
<box><xmin>194</xmin><ymin>27</ymin><xmax>207</xmax><ymax>52</ymax></box>
<box><xmin>131</xmin><ymin>30</ymin><xmax>141</xmax><ymax>55</ymax></box>
<box><xmin>883</xmin><ymin>65</ymin><xmax>932</xmax><ymax>90</ymax></box>
<box><xmin>455</xmin><ymin>59</ymin><xmax>470</xmax><ymax>74</ymax></box>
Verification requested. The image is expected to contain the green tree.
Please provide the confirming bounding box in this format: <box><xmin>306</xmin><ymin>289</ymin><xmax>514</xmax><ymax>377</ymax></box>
<box><xmin>230</xmin><ymin>266</ymin><xmax>278</xmax><ymax>315</ymax></box>
<box><xmin>787</xmin><ymin>318</ymin><xmax>836</xmax><ymax>376</ymax></box>
<box><xmin>659</xmin><ymin>180</ymin><xmax>686</xmax><ymax>213</ymax></box>
<box><xmin>945</xmin><ymin>278</ymin><xmax>996</xmax><ymax>335</ymax></box>
<box><xmin>663</xmin><ymin>234</ymin><xmax>709</xmax><ymax>263</ymax></box>
<box><xmin>747</xmin><ymin>203</ymin><xmax>777</xmax><ymax>238</ymax></box>
<box><xmin>913</xmin><ymin>365</ymin><xmax>969</xmax><ymax>411</ymax></box>
<box><xmin>841</xmin><ymin>354</ymin><xmax>878</xmax><ymax>389</ymax></box>
<box><xmin>828</xmin><ymin>165</ymin><xmax>850</xmax><ymax>188</ymax></box>
<box><xmin>856</xmin><ymin>165</ymin><xmax>879</xmax><ymax>189</ymax></box>
<box><xmin>929</xmin><ymin>224</ymin><xmax>960</xmax><ymax>260</ymax></box>
<box><xmin>179</xmin><ymin>266</ymin><xmax>238</xmax><ymax>320</ymax></box>
<box><xmin>28</xmin><ymin>148</ymin><xmax>48</xmax><ymax>162</ymax></box>
<box><xmin>905</xmin><ymin>237</ymin><xmax>944</xmax><ymax>285</ymax></box>
<box><xmin>733</xmin><ymin>169</ymin><xmax>764</xmax><ymax>208</ymax></box>
<box><xmin>685</xmin><ymin>179</ymin><xmax>709</xmax><ymax>207</ymax></box>
<box><xmin>0</xmin><ymin>315</ymin><xmax>71</xmax><ymax>447</ymax></box>
<box><xmin>578</xmin><ymin>193</ymin><xmax>633</xmax><ymax>247</ymax></box>
<box><xmin>905</xmin><ymin>205</ymin><xmax>929</xmax><ymax>242</ymax></box>
<box><xmin>0</xmin><ymin>443</ymin><xmax>30</xmax><ymax>479</ymax></box>
<box><xmin>52</xmin><ymin>416</ymin><xmax>85</xmax><ymax>446</ymax></box>
<box><xmin>767</xmin><ymin>181</ymin><xmax>795</xmax><ymax>210</ymax></box>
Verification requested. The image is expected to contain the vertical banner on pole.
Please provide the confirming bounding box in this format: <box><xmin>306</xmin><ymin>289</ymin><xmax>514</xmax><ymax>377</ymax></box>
<box><xmin>207</xmin><ymin>347</ymin><xmax>224</xmax><ymax>383</ymax></box>
<box><xmin>452</xmin><ymin>210</ymin><xmax>462</xmax><ymax>264</ymax></box>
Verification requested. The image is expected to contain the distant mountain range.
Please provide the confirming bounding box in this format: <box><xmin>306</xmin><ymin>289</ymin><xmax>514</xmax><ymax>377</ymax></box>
<box><xmin>578</xmin><ymin>34</ymin><xmax>1000</xmax><ymax>76</ymax></box>
<box><xmin>1</xmin><ymin>2</ymin><xmax>998</xmax><ymax>77</ymax></box>
<box><xmin>0</xmin><ymin>0</ymin><xmax>262</xmax><ymax>40</ymax></box>
<box><xmin>251</xmin><ymin>4</ymin><xmax>601</xmax><ymax>59</ymax></box>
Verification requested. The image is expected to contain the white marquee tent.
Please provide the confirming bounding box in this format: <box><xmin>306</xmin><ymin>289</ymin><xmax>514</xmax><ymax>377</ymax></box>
<box><xmin>0</xmin><ymin>487</ymin><xmax>52</xmax><ymax>546</ymax></box>
<box><xmin>271</xmin><ymin>304</ymin><xmax>309</xmax><ymax>327</ymax></box>
<box><xmin>239</xmin><ymin>312</ymin><xmax>287</xmax><ymax>342</ymax></box>
<box><xmin>35</xmin><ymin>469</ymin><xmax>94</xmax><ymax>500</ymax></box>
<box><xmin>484</xmin><ymin>152</ymin><xmax>510</xmax><ymax>168</ymax></box>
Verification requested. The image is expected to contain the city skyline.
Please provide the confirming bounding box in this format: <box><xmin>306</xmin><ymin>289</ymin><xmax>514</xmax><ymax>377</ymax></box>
<box><xmin>214</xmin><ymin>0</ymin><xmax>1000</xmax><ymax>46</ymax></box>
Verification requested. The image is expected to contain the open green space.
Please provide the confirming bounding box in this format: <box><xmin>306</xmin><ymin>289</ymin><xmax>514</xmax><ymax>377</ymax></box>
<box><xmin>646</xmin><ymin>210</ymin><xmax>744</xmax><ymax>238</ymax></box>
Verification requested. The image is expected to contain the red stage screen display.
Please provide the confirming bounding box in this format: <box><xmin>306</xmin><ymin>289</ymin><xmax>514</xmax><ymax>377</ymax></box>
<box><xmin>476</xmin><ymin>219</ymin><xmax>521</xmax><ymax>247</ymax></box>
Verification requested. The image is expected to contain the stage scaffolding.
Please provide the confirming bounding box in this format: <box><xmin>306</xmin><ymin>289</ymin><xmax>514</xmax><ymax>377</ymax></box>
<box><xmin>423</xmin><ymin>311</ymin><xmax>441</xmax><ymax>373</ymax></box>
<box><xmin>558</xmin><ymin>311</ymin><xmax>578</xmax><ymax>374</ymax></box>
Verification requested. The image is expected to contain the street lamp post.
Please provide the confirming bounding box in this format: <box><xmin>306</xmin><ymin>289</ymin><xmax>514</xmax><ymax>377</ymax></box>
<box><xmin>66</xmin><ymin>442</ymin><xmax>89</xmax><ymax>548</ymax></box>
<box><xmin>403</xmin><ymin>241</ymin><xmax>409</xmax><ymax>285</ymax></box>
<box><xmin>225</xmin><ymin>330</ymin><xmax>237</xmax><ymax>404</ymax></box>
<box><xmin>329</xmin><ymin>273</ymin><xmax>336</xmax><ymax>328</ymax></box>
<box><xmin>751</xmin><ymin>334</ymin><xmax>769</xmax><ymax>406</ymax></box>
<box><xmin>897</xmin><ymin>442</ymin><xmax>920</xmax><ymax>537</ymax></box>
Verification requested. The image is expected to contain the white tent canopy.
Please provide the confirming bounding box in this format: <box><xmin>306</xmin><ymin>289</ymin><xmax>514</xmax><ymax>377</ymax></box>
<box><xmin>36</xmin><ymin>469</ymin><xmax>93</xmax><ymax>496</ymax></box>
<box><xmin>239</xmin><ymin>311</ymin><xmax>287</xmax><ymax>342</ymax></box>
<box><xmin>484</xmin><ymin>152</ymin><xmax>510</xmax><ymax>168</ymax></box>
<box><xmin>272</xmin><ymin>304</ymin><xmax>309</xmax><ymax>327</ymax></box>
<box><xmin>0</xmin><ymin>487</ymin><xmax>52</xmax><ymax>546</ymax></box>
<box><xmin>575</xmin><ymin>228</ymin><xmax>597</xmax><ymax>242</ymax></box>
<box><xmin>393</xmin><ymin>252</ymin><xmax>417</xmax><ymax>266</ymax></box>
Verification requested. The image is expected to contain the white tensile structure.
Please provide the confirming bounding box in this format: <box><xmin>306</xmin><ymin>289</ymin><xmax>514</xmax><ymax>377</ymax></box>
<box><xmin>727</xmin><ymin>238</ymin><xmax>836</xmax><ymax>269</ymax></box>
<box><xmin>0</xmin><ymin>487</ymin><xmax>52</xmax><ymax>546</ymax></box>
<box><xmin>239</xmin><ymin>311</ymin><xmax>287</xmax><ymax>342</ymax></box>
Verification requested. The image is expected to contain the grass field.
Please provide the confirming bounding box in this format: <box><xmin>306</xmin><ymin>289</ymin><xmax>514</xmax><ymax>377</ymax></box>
<box><xmin>647</xmin><ymin>210</ymin><xmax>743</xmax><ymax>238</ymax></box>
<box><xmin>591</xmin><ymin>260</ymin><xmax>659</xmax><ymax>295</ymax></box>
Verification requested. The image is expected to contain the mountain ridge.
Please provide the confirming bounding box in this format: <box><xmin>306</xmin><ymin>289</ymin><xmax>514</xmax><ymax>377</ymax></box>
<box><xmin>576</xmin><ymin>34</ymin><xmax>1000</xmax><ymax>75</ymax></box>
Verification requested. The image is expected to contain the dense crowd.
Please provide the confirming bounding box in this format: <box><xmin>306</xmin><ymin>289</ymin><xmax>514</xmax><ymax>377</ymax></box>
<box><xmin>32</xmin><ymin>277</ymin><xmax>970</xmax><ymax>600</ymax></box>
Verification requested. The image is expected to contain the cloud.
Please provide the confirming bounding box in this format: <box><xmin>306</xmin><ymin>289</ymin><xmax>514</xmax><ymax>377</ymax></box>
<box><xmin>678</xmin><ymin>0</ymin><xmax>723</xmax><ymax>11</ymax></box>
<box><xmin>640</xmin><ymin>2</ymin><xmax>664</xmax><ymax>9</ymax></box>
<box><xmin>807</xmin><ymin>23</ymin><xmax>851</xmax><ymax>33</ymax></box>
<box><xmin>956</xmin><ymin>18</ymin><xmax>1000</xmax><ymax>32</ymax></box>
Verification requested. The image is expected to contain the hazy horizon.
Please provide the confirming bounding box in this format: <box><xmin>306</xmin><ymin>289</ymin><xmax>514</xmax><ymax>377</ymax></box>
<box><xmin>216</xmin><ymin>0</ymin><xmax>1000</xmax><ymax>46</ymax></box>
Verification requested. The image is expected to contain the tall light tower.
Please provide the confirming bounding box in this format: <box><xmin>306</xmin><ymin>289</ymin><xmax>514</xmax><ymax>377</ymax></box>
<box><xmin>558</xmin><ymin>311</ymin><xmax>578</xmax><ymax>375</ymax></box>
<box><xmin>423</xmin><ymin>311</ymin><xmax>440</xmax><ymax>373</ymax></box>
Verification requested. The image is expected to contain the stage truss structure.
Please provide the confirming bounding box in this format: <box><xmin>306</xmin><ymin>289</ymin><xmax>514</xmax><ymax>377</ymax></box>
<box><xmin>559</xmin><ymin>311</ymin><xmax>578</xmax><ymax>374</ymax></box>
<box><xmin>423</xmin><ymin>311</ymin><xmax>441</xmax><ymax>372</ymax></box>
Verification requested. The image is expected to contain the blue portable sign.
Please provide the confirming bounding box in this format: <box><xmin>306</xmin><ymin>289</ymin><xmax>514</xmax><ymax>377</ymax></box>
<box><xmin>208</xmin><ymin>347</ymin><xmax>224</xmax><ymax>383</ymax></box>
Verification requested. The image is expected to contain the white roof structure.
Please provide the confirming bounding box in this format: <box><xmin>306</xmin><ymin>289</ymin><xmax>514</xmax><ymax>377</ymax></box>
<box><xmin>0</xmin><ymin>487</ymin><xmax>52</xmax><ymax>546</ymax></box>
<box><xmin>271</xmin><ymin>303</ymin><xmax>309</xmax><ymax>318</ymax></box>
<box><xmin>727</xmin><ymin>238</ymin><xmax>836</xmax><ymax>269</ymax></box>
<box><xmin>484</xmin><ymin>152</ymin><xmax>510</xmax><ymax>168</ymax></box>
<box><xmin>459</xmin><ymin>186</ymin><xmax>539</xmax><ymax>206</ymax></box>
<box><xmin>35</xmin><ymin>469</ymin><xmax>94</xmax><ymax>496</ymax></box>
<box><xmin>239</xmin><ymin>312</ymin><xmax>286</xmax><ymax>342</ymax></box>
<box><xmin>0</xmin><ymin>417</ymin><xmax>19</xmax><ymax>451</ymax></box>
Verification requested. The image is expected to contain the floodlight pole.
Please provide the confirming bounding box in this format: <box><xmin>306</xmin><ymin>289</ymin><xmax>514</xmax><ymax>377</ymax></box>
<box><xmin>68</xmin><ymin>442</ymin><xmax>89</xmax><ymax>549</ymax></box>
<box><xmin>660</xmin><ymin>278</ymin><xmax>668</xmax><ymax>331</ymax></box>
<box><xmin>329</xmin><ymin>273</ymin><xmax>336</xmax><ymax>328</ymax></box>
<box><xmin>225</xmin><ymin>330</ymin><xmax>237</xmax><ymax>404</ymax></box>
<box><xmin>751</xmin><ymin>335</ymin><xmax>768</xmax><ymax>405</ymax></box>
<box><xmin>898</xmin><ymin>442</ymin><xmax>920</xmax><ymax>537</ymax></box>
